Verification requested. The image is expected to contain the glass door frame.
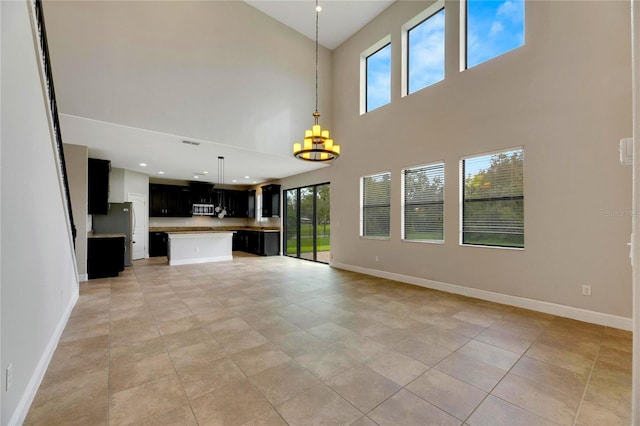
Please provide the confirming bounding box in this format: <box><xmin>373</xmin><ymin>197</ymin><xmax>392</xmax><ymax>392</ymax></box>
<box><xmin>283</xmin><ymin>182</ymin><xmax>330</xmax><ymax>264</ymax></box>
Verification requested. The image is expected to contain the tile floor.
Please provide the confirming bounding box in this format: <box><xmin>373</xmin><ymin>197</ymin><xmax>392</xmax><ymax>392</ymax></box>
<box><xmin>25</xmin><ymin>255</ymin><xmax>631</xmax><ymax>425</ymax></box>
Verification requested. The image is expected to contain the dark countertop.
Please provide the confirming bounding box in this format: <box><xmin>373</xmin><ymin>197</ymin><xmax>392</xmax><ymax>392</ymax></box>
<box><xmin>88</xmin><ymin>232</ymin><xmax>125</xmax><ymax>239</ymax></box>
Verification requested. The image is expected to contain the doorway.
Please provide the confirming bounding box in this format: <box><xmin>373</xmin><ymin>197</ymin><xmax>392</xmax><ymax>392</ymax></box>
<box><xmin>284</xmin><ymin>183</ymin><xmax>330</xmax><ymax>263</ymax></box>
<box><xmin>128</xmin><ymin>193</ymin><xmax>147</xmax><ymax>260</ymax></box>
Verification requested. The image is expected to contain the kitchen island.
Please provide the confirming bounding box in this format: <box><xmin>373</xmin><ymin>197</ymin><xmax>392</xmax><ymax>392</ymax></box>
<box><xmin>167</xmin><ymin>231</ymin><xmax>234</xmax><ymax>266</ymax></box>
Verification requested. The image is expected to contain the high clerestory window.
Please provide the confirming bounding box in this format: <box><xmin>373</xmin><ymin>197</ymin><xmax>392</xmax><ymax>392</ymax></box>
<box><xmin>402</xmin><ymin>162</ymin><xmax>445</xmax><ymax>242</ymax></box>
<box><xmin>361</xmin><ymin>172</ymin><xmax>391</xmax><ymax>238</ymax></box>
<box><xmin>462</xmin><ymin>0</ymin><xmax>525</xmax><ymax>70</ymax></box>
<box><xmin>461</xmin><ymin>148</ymin><xmax>524</xmax><ymax>248</ymax></box>
<box><xmin>403</xmin><ymin>2</ymin><xmax>445</xmax><ymax>96</ymax></box>
<box><xmin>361</xmin><ymin>36</ymin><xmax>391</xmax><ymax>114</ymax></box>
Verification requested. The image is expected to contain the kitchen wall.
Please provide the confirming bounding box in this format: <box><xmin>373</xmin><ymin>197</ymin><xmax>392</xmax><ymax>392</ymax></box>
<box><xmin>325</xmin><ymin>0</ymin><xmax>632</xmax><ymax>322</ymax></box>
<box><xmin>63</xmin><ymin>143</ymin><xmax>89</xmax><ymax>280</ymax></box>
<box><xmin>149</xmin><ymin>216</ymin><xmax>249</xmax><ymax>229</ymax></box>
<box><xmin>1</xmin><ymin>2</ymin><xmax>79</xmax><ymax>423</ymax></box>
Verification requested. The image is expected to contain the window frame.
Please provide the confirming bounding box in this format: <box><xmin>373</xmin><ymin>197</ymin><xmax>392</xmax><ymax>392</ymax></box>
<box><xmin>401</xmin><ymin>161</ymin><xmax>445</xmax><ymax>244</ymax></box>
<box><xmin>460</xmin><ymin>0</ymin><xmax>525</xmax><ymax>71</ymax></box>
<box><xmin>360</xmin><ymin>171</ymin><xmax>392</xmax><ymax>240</ymax></box>
<box><xmin>360</xmin><ymin>35</ymin><xmax>392</xmax><ymax>115</ymax></box>
<box><xmin>401</xmin><ymin>1</ymin><xmax>446</xmax><ymax>97</ymax></box>
<box><xmin>459</xmin><ymin>146</ymin><xmax>525</xmax><ymax>250</ymax></box>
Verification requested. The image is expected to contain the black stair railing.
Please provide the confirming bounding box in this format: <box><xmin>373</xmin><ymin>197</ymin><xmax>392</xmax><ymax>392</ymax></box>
<box><xmin>32</xmin><ymin>0</ymin><xmax>77</xmax><ymax>246</ymax></box>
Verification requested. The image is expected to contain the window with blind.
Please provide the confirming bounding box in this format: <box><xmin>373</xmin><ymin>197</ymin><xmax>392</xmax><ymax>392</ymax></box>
<box><xmin>462</xmin><ymin>148</ymin><xmax>524</xmax><ymax>248</ymax></box>
<box><xmin>361</xmin><ymin>172</ymin><xmax>391</xmax><ymax>238</ymax></box>
<box><xmin>402</xmin><ymin>162</ymin><xmax>444</xmax><ymax>242</ymax></box>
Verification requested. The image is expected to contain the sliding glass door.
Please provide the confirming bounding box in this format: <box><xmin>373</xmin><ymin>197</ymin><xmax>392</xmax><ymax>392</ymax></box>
<box><xmin>284</xmin><ymin>183</ymin><xmax>330</xmax><ymax>263</ymax></box>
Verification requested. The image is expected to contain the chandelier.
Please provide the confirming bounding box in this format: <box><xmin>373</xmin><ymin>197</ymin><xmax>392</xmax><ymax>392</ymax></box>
<box><xmin>292</xmin><ymin>0</ymin><xmax>340</xmax><ymax>162</ymax></box>
<box><xmin>215</xmin><ymin>156</ymin><xmax>227</xmax><ymax>218</ymax></box>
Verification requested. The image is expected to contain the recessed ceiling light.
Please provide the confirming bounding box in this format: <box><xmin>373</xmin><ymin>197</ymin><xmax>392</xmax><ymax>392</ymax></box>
<box><xmin>253</xmin><ymin>181</ymin><xmax>257</xmax><ymax>184</ymax></box>
<box><xmin>139</xmin><ymin>163</ymin><xmax>147</xmax><ymax>167</ymax></box>
<box><xmin>244</xmin><ymin>176</ymin><xmax>250</xmax><ymax>179</ymax></box>
<box><xmin>232</xmin><ymin>179</ymin><xmax>237</xmax><ymax>183</ymax></box>
<box><xmin>203</xmin><ymin>171</ymin><xmax>209</xmax><ymax>175</ymax></box>
<box><xmin>158</xmin><ymin>171</ymin><xmax>165</xmax><ymax>175</ymax></box>
<box><xmin>193</xmin><ymin>175</ymin><xmax>199</xmax><ymax>179</ymax></box>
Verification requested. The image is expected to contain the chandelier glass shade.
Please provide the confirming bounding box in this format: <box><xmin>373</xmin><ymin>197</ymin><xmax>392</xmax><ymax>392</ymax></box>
<box><xmin>292</xmin><ymin>0</ymin><xmax>340</xmax><ymax>162</ymax></box>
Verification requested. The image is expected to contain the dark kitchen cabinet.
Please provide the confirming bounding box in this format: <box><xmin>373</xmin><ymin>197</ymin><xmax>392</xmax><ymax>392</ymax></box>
<box><xmin>149</xmin><ymin>184</ymin><xmax>191</xmax><ymax>217</ymax></box>
<box><xmin>261</xmin><ymin>232</ymin><xmax>280</xmax><ymax>256</ymax></box>
<box><xmin>212</xmin><ymin>190</ymin><xmax>256</xmax><ymax>218</ymax></box>
<box><xmin>261</xmin><ymin>184</ymin><xmax>281</xmax><ymax>217</ymax></box>
<box><xmin>149</xmin><ymin>232</ymin><xmax>168</xmax><ymax>257</ymax></box>
<box><xmin>190</xmin><ymin>182</ymin><xmax>215</xmax><ymax>204</ymax></box>
<box><xmin>247</xmin><ymin>190</ymin><xmax>256</xmax><ymax>218</ymax></box>
<box><xmin>88</xmin><ymin>235</ymin><xmax>124</xmax><ymax>279</ymax></box>
<box><xmin>233</xmin><ymin>231</ymin><xmax>280</xmax><ymax>256</ymax></box>
<box><xmin>88</xmin><ymin>158</ymin><xmax>110</xmax><ymax>215</ymax></box>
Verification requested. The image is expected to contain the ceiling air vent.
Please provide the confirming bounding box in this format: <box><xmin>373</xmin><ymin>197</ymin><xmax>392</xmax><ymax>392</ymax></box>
<box><xmin>182</xmin><ymin>140</ymin><xmax>201</xmax><ymax>146</ymax></box>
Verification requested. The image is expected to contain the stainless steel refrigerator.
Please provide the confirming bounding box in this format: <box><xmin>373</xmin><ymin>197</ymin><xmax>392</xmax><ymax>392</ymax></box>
<box><xmin>92</xmin><ymin>202</ymin><xmax>133</xmax><ymax>267</ymax></box>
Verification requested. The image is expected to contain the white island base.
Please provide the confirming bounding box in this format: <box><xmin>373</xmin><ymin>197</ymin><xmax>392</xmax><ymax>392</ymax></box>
<box><xmin>167</xmin><ymin>232</ymin><xmax>234</xmax><ymax>266</ymax></box>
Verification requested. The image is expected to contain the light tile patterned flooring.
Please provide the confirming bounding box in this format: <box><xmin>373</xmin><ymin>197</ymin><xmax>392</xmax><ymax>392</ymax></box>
<box><xmin>25</xmin><ymin>255</ymin><xmax>631</xmax><ymax>425</ymax></box>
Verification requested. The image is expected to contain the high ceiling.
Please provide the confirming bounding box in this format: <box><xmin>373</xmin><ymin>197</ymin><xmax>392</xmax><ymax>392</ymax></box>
<box><xmin>48</xmin><ymin>1</ymin><xmax>394</xmax><ymax>186</ymax></box>
<box><xmin>246</xmin><ymin>1</ymin><xmax>395</xmax><ymax>50</ymax></box>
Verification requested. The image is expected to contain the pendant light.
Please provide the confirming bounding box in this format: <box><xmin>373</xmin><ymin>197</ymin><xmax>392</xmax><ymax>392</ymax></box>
<box><xmin>215</xmin><ymin>156</ymin><xmax>227</xmax><ymax>218</ymax></box>
<box><xmin>292</xmin><ymin>0</ymin><xmax>340</xmax><ymax>162</ymax></box>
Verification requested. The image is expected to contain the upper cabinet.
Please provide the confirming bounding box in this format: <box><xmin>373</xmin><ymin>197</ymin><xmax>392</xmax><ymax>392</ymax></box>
<box><xmin>149</xmin><ymin>183</ymin><xmax>256</xmax><ymax>218</ymax></box>
<box><xmin>261</xmin><ymin>184</ymin><xmax>281</xmax><ymax>217</ymax></box>
<box><xmin>88</xmin><ymin>158</ymin><xmax>110</xmax><ymax>215</ymax></box>
<box><xmin>149</xmin><ymin>184</ymin><xmax>191</xmax><ymax>217</ymax></box>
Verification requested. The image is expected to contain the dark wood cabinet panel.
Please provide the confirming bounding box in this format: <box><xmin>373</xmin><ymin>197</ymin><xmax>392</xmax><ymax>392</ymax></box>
<box><xmin>233</xmin><ymin>230</ymin><xmax>280</xmax><ymax>256</ymax></box>
<box><xmin>88</xmin><ymin>158</ymin><xmax>110</xmax><ymax>215</ymax></box>
<box><xmin>149</xmin><ymin>184</ymin><xmax>192</xmax><ymax>217</ymax></box>
<box><xmin>261</xmin><ymin>184</ymin><xmax>281</xmax><ymax>217</ymax></box>
<box><xmin>88</xmin><ymin>236</ymin><xmax>124</xmax><ymax>279</ymax></box>
<box><xmin>149</xmin><ymin>232</ymin><xmax>168</xmax><ymax>257</ymax></box>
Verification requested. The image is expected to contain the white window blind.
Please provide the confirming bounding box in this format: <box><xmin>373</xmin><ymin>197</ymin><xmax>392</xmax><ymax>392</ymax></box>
<box><xmin>403</xmin><ymin>162</ymin><xmax>444</xmax><ymax>241</ymax></box>
<box><xmin>362</xmin><ymin>172</ymin><xmax>391</xmax><ymax>238</ymax></box>
<box><xmin>462</xmin><ymin>148</ymin><xmax>524</xmax><ymax>248</ymax></box>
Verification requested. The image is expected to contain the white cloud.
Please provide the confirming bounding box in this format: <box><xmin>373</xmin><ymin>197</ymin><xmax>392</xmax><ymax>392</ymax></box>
<box><xmin>489</xmin><ymin>21</ymin><xmax>504</xmax><ymax>37</ymax></box>
<box><xmin>497</xmin><ymin>0</ymin><xmax>524</xmax><ymax>23</ymax></box>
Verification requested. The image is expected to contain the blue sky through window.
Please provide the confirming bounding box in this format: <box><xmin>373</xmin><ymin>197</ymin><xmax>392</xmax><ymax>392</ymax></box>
<box><xmin>366</xmin><ymin>44</ymin><xmax>391</xmax><ymax>112</ymax></box>
<box><xmin>467</xmin><ymin>0</ymin><xmax>524</xmax><ymax>69</ymax></box>
<box><xmin>408</xmin><ymin>8</ymin><xmax>445</xmax><ymax>94</ymax></box>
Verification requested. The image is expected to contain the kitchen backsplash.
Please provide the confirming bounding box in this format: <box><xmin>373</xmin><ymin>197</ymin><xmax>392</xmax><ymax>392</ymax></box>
<box><xmin>149</xmin><ymin>216</ymin><xmax>281</xmax><ymax>228</ymax></box>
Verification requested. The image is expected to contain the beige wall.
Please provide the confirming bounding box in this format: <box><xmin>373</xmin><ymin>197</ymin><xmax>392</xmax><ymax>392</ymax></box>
<box><xmin>2</xmin><ymin>1</ymin><xmax>79</xmax><ymax>423</ymax></box>
<box><xmin>63</xmin><ymin>143</ymin><xmax>88</xmax><ymax>278</ymax></box>
<box><xmin>324</xmin><ymin>0</ymin><xmax>632</xmax><ymax>317</ymax></box>
<box><xmin>42</xmin><ymin>0</ymin><xmax>333</xmax><ymax>159</ymax></box>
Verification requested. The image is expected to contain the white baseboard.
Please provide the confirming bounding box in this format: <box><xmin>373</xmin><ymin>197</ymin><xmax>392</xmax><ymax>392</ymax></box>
<box><xmin>78</xmin><ymin>273</ymin><xmax>88</xmax><ymax>282</ymax></box>
<box><xmin>8</xmin><ymin>287</ymin><xmax>79</xmax><ymax>426</ymax></box>
<box><xmin>330</xmin><ymin>262</ymin><xmax>632</xmax><ymax>331</ymax></box>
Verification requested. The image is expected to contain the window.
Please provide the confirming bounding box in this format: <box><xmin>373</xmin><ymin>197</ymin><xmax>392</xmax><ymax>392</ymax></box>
<box><xmin>402</xmin><ymin>162</ymin><xmax>444</xmax><ymax>242</ymax></box>
<box><xmin>361</xmin><ymin>37</ymin><xmax>391</xmax><ymax>113</ymax></box>
<box><xmin>463</xmin><ymin>0</ymin><xmax>524</xmax><ymax>70</ymax></box>
<box><xmin>462</xmin><ymin>148</ymin><xmax>524</xmax><ymax>248</ymax></box>
<box><xmin>361</xmin><ymin>172</ymin><xmax>391</xmax><ymax>238</ymax></box>
<box><xmin>405</xmin><ymin>3</ymin><xmax>445</xmax><ymax>95</ymax></box>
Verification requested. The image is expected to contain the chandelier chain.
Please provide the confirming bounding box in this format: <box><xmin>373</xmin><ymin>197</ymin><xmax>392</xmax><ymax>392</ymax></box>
<box><xmin>315</xmin><ymin>0</ymin><xmax>319</xmax><ymax>114</ymax></box>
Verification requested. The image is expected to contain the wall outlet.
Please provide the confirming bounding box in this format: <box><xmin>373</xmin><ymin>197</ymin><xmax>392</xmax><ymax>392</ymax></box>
<box><xmin>6</xmin><ymin>364</ymin><xmax>13</xmax><ymax>391</ymax></box>
<box><xmin>582</xmin><ymin>285</ymin><xmax>592</xmax><ymax>296</ymax></box>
